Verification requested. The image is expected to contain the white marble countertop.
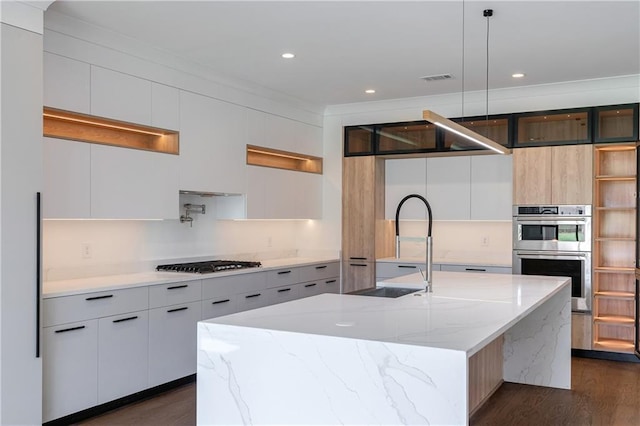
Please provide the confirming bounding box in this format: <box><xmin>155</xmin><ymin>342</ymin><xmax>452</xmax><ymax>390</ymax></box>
<box><xmin>43</xmin><ymin>256</ymin><xmax>339</xmax><ymax>298</ymax></box>
<box><xmin>203</xmin><ymin>271</ymin><xmax>569</xmax><ymax>356</ymax></box>
<box><xmin>377</xmin><ymin>256</ymin><xmax>511</xmax><ymax>267</ymax></box>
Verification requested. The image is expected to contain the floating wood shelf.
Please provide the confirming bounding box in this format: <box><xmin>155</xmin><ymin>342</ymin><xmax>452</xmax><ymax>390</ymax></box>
<box><xmin>592</xmin><ymin>340</ymin><xmax>635</xmax><ymax>353</ymax></box>
<box><xmin>246</xmin><ymin>144</ymin><xmax>323</xmax><ymax>174</ymax></box>
<box><xmin>43</xmin><ymin>107</ymin><xmax>179</xmax><ymax>154</ymax></box>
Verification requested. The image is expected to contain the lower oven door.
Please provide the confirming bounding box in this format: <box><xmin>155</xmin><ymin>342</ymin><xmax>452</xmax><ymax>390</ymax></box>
<box><xmin>513</xmin><ymin>251</ymin><xmax>591</xmax><ymax>312</ymax></box>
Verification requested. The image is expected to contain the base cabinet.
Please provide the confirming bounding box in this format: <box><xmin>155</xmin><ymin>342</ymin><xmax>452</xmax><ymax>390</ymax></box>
<box><xmin>98</xmin><ymin>311</ymin><xmax>149</xmax><ymax>404</ymax></box>
<box><xmin>148</xmin><ymin>301</ymin><xmax>202</xmax><ymax>387</ymax></box>
<box><xmin>342</xmin><ymin>261</ymin><xmax>375</xmax><ymax>293</ymax></box>
<box><xmin>572</xmin><ymin>313</ymin><xmax>592</xmax><ymax>350</ymax></box>
<box><xmin>43</xmin><ymin>320</ymin><xmax>98</xmax><ymax>422</ymax></box>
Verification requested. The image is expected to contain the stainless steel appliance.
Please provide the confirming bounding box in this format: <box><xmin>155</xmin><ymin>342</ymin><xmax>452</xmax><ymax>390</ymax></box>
<box><xmin>156</xmin><ymin>260</ymin><xmax>261</xmax><ymax>273</ymax></box>
<box><xmin>513</xmin><ymin>205</ymin><xmax>592</xmax><ymax>312</ymax></box>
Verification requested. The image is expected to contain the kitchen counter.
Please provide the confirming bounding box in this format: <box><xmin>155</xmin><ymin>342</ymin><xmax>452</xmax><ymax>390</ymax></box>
<box><xmin>43</xmin><ymin>256</ymin><xmax>339</xmax><ymax>298</ymax></box>
<box><xmin>197</xmin><ymin>271</ymin><xmax>571</xmax><ymax>425</ymax></box>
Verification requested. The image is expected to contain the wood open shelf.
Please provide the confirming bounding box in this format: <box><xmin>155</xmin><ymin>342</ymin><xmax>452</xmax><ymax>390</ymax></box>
<box><xmin>592</xmin><ymin>144</ymin><xmax>637</xmax><ymax>353</ymax></box>
<box><xmin>43</xmin><ymin>107</ymin><xmax>179</xmax><ymax>154</ymax></box>
<box><xmin>246</xmin><ymin>144</ymin><xmax>323</xmax><ymax>174</ymax></box>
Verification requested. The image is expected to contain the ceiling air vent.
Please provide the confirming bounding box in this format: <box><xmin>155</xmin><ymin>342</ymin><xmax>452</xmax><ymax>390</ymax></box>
<box><xmin>420</xmin><ymin>74</ymin><xmax>454</xmax><ymax>82</ymax></box>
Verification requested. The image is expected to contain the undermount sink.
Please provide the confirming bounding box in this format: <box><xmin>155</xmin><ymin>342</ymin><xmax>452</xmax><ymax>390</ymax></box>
<box><xmin>352</xmin><ymin>286</ymin><xmax>422</xmax><ymax>298</ymax></box>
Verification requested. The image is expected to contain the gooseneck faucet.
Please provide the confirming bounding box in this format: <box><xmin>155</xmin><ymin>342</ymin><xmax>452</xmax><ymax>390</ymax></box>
<box><xmin>395</xmin><ymin>194</ymin><xmax>434</xmax><ymax>292</ymax></box>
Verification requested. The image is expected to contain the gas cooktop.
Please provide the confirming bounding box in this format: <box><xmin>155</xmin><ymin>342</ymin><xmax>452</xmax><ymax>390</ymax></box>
<box><xmin>156</xmin><ymin>260</ymin><xmax>262</xmax><ymax>274</ymax></box>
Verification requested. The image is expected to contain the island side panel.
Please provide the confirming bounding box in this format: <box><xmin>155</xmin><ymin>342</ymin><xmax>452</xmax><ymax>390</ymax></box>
<box><xmin>197</xmin><ymin>322</ymin><xmax>468</xmax><ymax>425</ymax></box>
<box><xmin>503</xmin><ymin>284</ymin><xmax>571</xmax><ymax>389</ymax></box>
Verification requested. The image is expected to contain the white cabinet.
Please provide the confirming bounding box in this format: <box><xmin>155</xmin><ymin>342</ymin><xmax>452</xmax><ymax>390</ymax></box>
<box><xmin>44</xmin><ymin>53</ymin><xmax>90</xmax><ymax>113</ymax></box>
<box><xmin>151</xmin><ymin>83</ymin><xmax>179</xmax><ymax>130</ymax></box>
<box><xmin>43</xmin><ymin>137</ymin><xmax>91</xmax><ymax>218</ymax></box>
<box><xmin>43</xmin><ymin>140</ymin><xmax>179</xmax><ymax>219</ymax></box>
<box><xmin>470</xmin><ymin>155</ymin><xmax>513</xmax><ymax>220</ymax></box>
<box><xmin>385</xmin><ymin>155</ymin><xmax>512</xmax><ymax>221</ymax></box>
<box><xmin>426</xmin><ymin>156</ymin><xmax>471</xmax><ymax>220</ymax></box>
<box><xmin>385</xmin><ymin>158</ymin><xmax>427</xmax><ymax>219</ymax></box>
<box><xmin>91</xmin><ymin>66</ymin><xmax>152</xmax><ymax>125</ymax></box>
<box><xmin>247</xmin><ymin>109</ymin><xmax>322</xmax><ymax>157</ymax></box>
<box><xmin>179</xmin><ymin>91</ymin><xmax>247</xmax><ymax>194</ymax></box>
<box><xmin>90</xmin><ymin>144</ymin><xmax>179</xmax><ymax>219</ymax></box>
<box><xmin>148</xmin><ymin>301</ymin><xmax>201</xmax><ymax>387</ymax></box>
<box><xmin>98</xmin><ymin>311</ymin><xmax>149</xmax><ymax>404</ymax></box>
<box><xmin>43</xmin><ymin>320</ymin><xmax>98</xmax><ymax>422</ymax></box>
<box><xmin>241</xmin><ymin>166</ymin><xmax>322</xmax><ymax>219</ymax></box>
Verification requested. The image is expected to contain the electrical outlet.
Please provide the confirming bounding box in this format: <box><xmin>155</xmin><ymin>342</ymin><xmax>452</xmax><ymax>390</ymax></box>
<box><xmin>481</xmin><ymin>236</ymin><xmax>489</xmax><ymax>247</ymax></box>
<box><xmin>81</xmin><ymin>243</ymin><xmax>92</xmax><ymax>259</ymax></box>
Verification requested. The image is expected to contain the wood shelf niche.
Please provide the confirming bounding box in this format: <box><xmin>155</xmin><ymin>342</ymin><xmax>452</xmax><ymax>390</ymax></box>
<box><xmin>246</xmin><ymin>144</ymin><xmax>323</xmax><ymax>174</ymax></box>
<box><xmin>592</xmin><ymin>144</ymin><xmax>637</xmax><ymax>354</ymax></box>
<box><xmin>43</xmin><ymin>107</ymin><xmax>179</xmax><ymax>154</ymax></box>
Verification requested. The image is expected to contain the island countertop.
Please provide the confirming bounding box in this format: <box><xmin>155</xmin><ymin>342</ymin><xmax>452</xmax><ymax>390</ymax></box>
<box><xmin>203</xmin><ymin>270</ymin><xmax>570</xmax><ymax>356</ymax></box>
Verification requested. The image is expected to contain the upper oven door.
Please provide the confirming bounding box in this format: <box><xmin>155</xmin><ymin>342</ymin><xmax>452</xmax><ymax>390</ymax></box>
<box><xmin>513</xmin><ymin>216</ymin><xmax>592</xmax><ymax>252</ymax></box>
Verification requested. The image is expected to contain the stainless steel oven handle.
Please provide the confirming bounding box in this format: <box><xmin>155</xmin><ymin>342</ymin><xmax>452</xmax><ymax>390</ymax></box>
<box><xmin>516</xmin><ymin>220</ymin><xmax>587</xmax><ymax>226</ymax></box>
<box><xmin>515</xmin><ymin>251</ymin><xmax>589</xmax><ymax>258</ymax></box>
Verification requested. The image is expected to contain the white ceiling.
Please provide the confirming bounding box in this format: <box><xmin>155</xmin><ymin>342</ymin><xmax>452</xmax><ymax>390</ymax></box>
<box><xmin>46</xmin><ymin>1</ymin><xmax>640</xmax><ymax>108</ymax></box>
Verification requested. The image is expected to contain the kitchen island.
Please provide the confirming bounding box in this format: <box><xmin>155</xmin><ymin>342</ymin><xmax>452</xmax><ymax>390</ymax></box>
<box><xmin>197</xmin><ymin>271</ymin><xmax>571</xmax><ymax>425</ymax></box>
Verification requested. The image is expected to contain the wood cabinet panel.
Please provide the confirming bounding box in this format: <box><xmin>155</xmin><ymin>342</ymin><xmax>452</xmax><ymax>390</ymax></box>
<box><xmin>342</xmin><ymin>261</ymin><xmax>375</xmax><ymax>293</ymax></box>
<box><xmin>342</xmin><ymin>156</ymin><xmax>377</xmax><ymax>260</ymax></box>
<box><xmin>513</xmin><ymin>147</ymin><xmax>552</xmax><ymax>204</ymax></box>
<box><xmin>571</xmin><ymin>313</ymin><xmax>592</xmax><ymax>350</ymax></box>
<box><xmin>551</xmin><ymin>144</ymin><xmax>593</xmax><ymax>204</ymax></box>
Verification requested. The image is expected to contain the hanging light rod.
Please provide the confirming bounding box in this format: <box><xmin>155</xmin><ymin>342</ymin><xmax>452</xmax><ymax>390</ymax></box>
<box><xmin>422</xmin><ymin>110</ymin><xmax>511</xmax><ymax>155</ymax></box>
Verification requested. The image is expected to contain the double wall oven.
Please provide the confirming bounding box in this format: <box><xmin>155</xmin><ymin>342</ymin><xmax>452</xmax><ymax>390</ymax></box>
<box><xmin>513</xmin><ymin>205</ymin><xmax>592</xmax><ymax>312</ymax></box>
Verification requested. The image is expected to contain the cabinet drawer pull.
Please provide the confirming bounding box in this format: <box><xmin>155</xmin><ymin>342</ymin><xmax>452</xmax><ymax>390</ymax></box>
<box><xmin>305</xmin><ymin>283</ymin><xmax>317</xmax><ymax>288</ymax></box>
<box><xmin>349</xmin><ymin>257</ymin><xmax>367</xmax><ymax>260</ymax></box>
<box><xmin>350</xmin><ymin>263</ymin><xmax>367</xmax><ymax>267</ymax></box>
<box><xmin>465</xmin><ymin>268</ymin><xmax>486</xmax><ymax>272</ymax></box>
<box><xmin>277</xmin><ymin>288</ymin><xmax>292</xmax><ymax>293</ymax></box>
<box><xmin>315</xmin><ymin>265</ymin><xmax>327</xmax><ymax>270</ymax></box>
<box><xmin>398</xmin><ymin>265</ymin><xmax>417</xmax><ymax>269</ymax></box>
<box><xmin>86</xmin><ymin>294</ymin><xmax>114</xmax><ymax>301</ymax></box>
<box><xmin>325</xmin><ymin>280</ymin><xmax>337</xmax><ymax>284</ymax></box>
<box><xmin>113</xmin><ymin>316</ymin><xmax>138</xmax><ymax>323</ymax></box>
<box><xmin>212</xmin><ymin>299</ymin><xmax>230</xmax><ymax>305</ymax></box>
<box><xmin>167</xmin><ymin>307</ymin><xmax>188</xmax><ymax>313</ymax></box>
<box><xmin>277</xmin><ymin>270</ymin><xmax>292</xmax><ymax>275</ymax></box>
<box><xmin>245</xmin><ymin>293</ymin><xmax>261</xmax><ymax>299</ymax></box>
<box><xmin>55</xmin><ymin>325</ymin><xmax>86</xmax><ymax>334</ymax></box>
<box><xmin>167</xmin><ymin>284</ymin><xmax>188</xmax><ymax>290</ymax></box>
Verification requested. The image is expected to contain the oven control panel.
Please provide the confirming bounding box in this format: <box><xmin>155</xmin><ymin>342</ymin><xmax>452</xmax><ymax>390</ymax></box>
<box><xmin>514</xmin><ymin>205</ymin><xmax>590</xmax><ymax>217</ymax></box>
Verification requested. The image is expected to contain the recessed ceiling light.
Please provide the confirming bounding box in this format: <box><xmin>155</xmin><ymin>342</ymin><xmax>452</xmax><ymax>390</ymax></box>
<box><xmin>281</xmin><ymin>53</ymin><xmax>295</xmax><ymax>59</ymax></box>
<box><xmin>512</xmin><ymin>73</ymin><xmax>526</xmax><ymax>78</ymax></box>
<box><xmin>365</xmin><ymin>89</ymin><xmax>376</xmax><ymax>94</ymax></box>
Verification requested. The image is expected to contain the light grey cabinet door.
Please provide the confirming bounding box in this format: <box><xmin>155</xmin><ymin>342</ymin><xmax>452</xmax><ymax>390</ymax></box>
<box><xmin>385</xmin><ymin>158</ymin><xmax>427</xmax><ymax>219</ymax></box>
<box><xmin>470</xmin><ymin>155</ymin><xmax>513</xmax><ymax>220</ymax></box>
<box><xmin>44</xmin><ymin>53</ymin><xmax>90</xmax><ymax>113</ymax></box>
<box><xmin>91</xmin><ymin>66</ymin><xmax>152</xmax><ymax>125</ymax></box>
<box><xmin>43</xmin><ymin>320</ymin><xmax>98</xmax><ymax>422</ymax></box>
<box><xmin>148</xmin><ymin>301</ymin><xmax>201</xmax><ymax>387</ymax></box>
<box><xmin>98</xmin><ymin>310</ymin><xmax>149</xmax><ymax>404</ymax></box>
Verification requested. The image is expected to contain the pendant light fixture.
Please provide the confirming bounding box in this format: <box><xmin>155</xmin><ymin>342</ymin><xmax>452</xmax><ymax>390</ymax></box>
<box><xmin>423</xmin><ymin>5</ymin><xmax>510</xmax><ymax>155</ymax></box>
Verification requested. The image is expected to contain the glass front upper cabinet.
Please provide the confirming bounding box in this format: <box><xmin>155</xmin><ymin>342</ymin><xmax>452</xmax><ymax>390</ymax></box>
<box><xmin>375</xmin><ymin>121</ymin><xmax>437</xmax><ymax>154</ymax></box>
<box><xmin>514</xmin><ymin>108</ymin><xmax>591</xmax><ymax>146</ymax></box>
<box><xmin>344</xmin><ymin>125</ymin><xmax>375</xmax><ymax>156</ymax></box>
<box><xmin>442</xmin><ymin>115</ymin><xmax>511</xmax><ymax>151</ymax></box>
<box><xmin>594</xmin><ymin>104</ymin><xmax>639</xmax><ymax>143</ymax></box>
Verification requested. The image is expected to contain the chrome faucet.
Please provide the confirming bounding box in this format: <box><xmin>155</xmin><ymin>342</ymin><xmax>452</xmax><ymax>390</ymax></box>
<box><xmin>395</xmin><ymin>194</ymin><xmax>433</xmax><ymax>292</ymax></box>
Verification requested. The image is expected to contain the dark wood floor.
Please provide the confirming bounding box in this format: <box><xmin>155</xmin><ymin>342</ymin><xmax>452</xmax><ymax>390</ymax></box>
<box><xmin>78</xmin><ymin>357</ymin><xmax>640</xmax><ymax>426</ymax></box>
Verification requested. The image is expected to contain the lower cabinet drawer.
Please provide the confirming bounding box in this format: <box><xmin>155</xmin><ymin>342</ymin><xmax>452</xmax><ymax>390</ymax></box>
<box><xmin>267</xmin><ymin>285</ymin><xmax>300</xmax><ymax>305</ymax></box>
<box><xmin>376</xmin><ymin>262</ymin><xmax>425</xmax><ymax>279</ymax></box>
<box><xmin>44</xmin><ymin>286</ymin><xmax>149</xmax><ymax>327</ymax></box>
<box><xmin>298</xmin><ymin>281</ymin><xmax>322</xmax><ymax>299</ymax></box>
<box><xmin>342</xmin><ymin>261</ymin><xmax>374</xmax><ymax>293</ymax></box>
<box><xmin>202</xmin><ymin>295</ymin><xmax>237</xmax><ymax>320</ymax></box>
<box><xmin>322</xmin><ymin>278</ymin><xmax>340</xmax><ymax>294</ymax></box>
<box><xmin>298</xmin><ymin>262</ymin><xmax>340</xmax><ymax>282</ymax></box>
<box><xmin>43</xmin><ymin>320</ymin><xmax>98</xmax><ymax>422</ymax></box>
<box><xmin>236</xmin><ymin>290</ymin><xmax>270</xmax><ymax>312</ymax></box>
<box><xmin>148</xmin><ymin>301</ymin><xmax>201</xmax><ymax>387</ymax></box>
<box><xmin>149</xmin><ymin>280</ymin><xmax>201</xmax><ymax>309</ymax></box>
<box><xmin>440</xmin><ymin>264</ymin><xmax>512</xmax><ymax>274</ymax></box>
<box><xmin>97</xmin><ymin>310</ymin><xmax>149</xmax><ymax>404</ymax></box>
